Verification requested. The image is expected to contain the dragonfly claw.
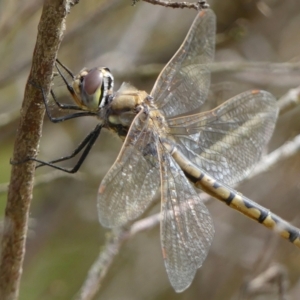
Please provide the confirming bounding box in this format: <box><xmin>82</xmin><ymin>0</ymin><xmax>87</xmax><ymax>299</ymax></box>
<box><xmin>10</xmin><ymin>157</ymin><xmax>32</xmax><ymax>166</ymax></box>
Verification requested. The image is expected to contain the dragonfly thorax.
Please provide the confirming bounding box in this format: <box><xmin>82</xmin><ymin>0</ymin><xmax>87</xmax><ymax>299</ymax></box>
<box><xmin>103</xmin><ymin>82</ymin><xmax>149</xmax><ymax>139</ymax></box>
<box><xmin>72</xmin><ymin>67</ymin><xmax>114</xmax><ymax>111</ymax></box>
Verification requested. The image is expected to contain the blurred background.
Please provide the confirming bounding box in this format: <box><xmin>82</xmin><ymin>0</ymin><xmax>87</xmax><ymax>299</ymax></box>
<box><xmin>1</xmin><ymin>0</ymin><xmax>300</xmax><ymax>299</ymax></box>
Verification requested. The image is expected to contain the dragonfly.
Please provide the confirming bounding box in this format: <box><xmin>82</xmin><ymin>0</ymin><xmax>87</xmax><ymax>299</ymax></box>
<box><xmin>32</xmin><ymin>8</ymin><xmax>300</xmax><ymax>293</ymax></box>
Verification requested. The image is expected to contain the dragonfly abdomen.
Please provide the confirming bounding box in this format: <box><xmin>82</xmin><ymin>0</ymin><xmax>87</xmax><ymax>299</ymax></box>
<box><xmin>164</xmin><ymin>141</ymin><xmax>300</xmax><ymax>248</ymax></box>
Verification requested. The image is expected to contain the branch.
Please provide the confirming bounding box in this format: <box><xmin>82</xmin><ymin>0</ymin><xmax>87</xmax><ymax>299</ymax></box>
<box><xmin>250</xmin><ymin>134</ymin><xmax>300</xmax><ymax>179</ymax></box>
<box><xmin>114</xmin><ymin>61</ymin><xmax>300</xmax><ymax>82</ymax></box>
<box><xmin>0</xmin><ymin>1</ymin><xmax>72</xmax><ymax>299</ymax></box>
<box><xmin>244</xmin><ymin>264</ymin><xmax>288</xmax><ymax>297</ymax></box>
<box><xmin>0</xmin><ymin>171</ymin><xmax>85</xmax><ymax>196</ymax></box>
<box><xmin>75</xmin><ymin>213</ymin><xmax>161</xmax><ymax>300</ymax></box>
<box><xmin>277</xmin><ymin>85</ymin><xmax>300</xmax><ymax>115</ymax></box>
<box><xmin>136</xmin><ymin>0</ymin><xmax>208</xmax><ymax>10</ymax></box>
<box><xmin>211</xmin><ymin>61</ymin><xmax>300</xmax><ymax>74</ymax></box>
<box><xmin>74</xmin><ymin>228</ymin><xmax>129</xmax><ymax>300</ymax></box>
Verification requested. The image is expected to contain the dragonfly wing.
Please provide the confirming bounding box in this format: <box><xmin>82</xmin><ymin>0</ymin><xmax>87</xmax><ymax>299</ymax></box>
<box><xmin>168</xmin><ymin>90</ymin><xmax>278</xmax><ymax>185</ymax></box>
<box><xmin>151</xmin><ymin>9</ymin><xmax>215</xmax><ymax>118</ymax></box>
<box><xmin>158</xmin><ymin>144</ymin><xmax>214</xmax><ymax>292</ymax></box>
<box><xmin>98</xmin><ymin>109</ymin><xmax>160</xmax><ymax>227</ymax></box>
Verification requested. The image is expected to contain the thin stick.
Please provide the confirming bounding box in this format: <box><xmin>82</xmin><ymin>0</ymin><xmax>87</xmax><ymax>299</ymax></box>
<box><xmin>74</xmin><ymin>214</ymin><xmax>161</xmax><ymax>300</ymax></box>
<box><xmin>0</xmin><ymin>1</ymin><xmax>72</xmax><ymax>299</ymax></box>
<box><xmin>277</xmin><ymin>85</ymin><xmax>300</xmax><ymax>115</ymax></box>
<box><xmin>113</xmin><ymin>61</ymin><xmax>300</xmax><ymax>79</ymax></box>
<box><xmin>0</xmin><ymin>171</ymin><xmax>85</xmax><ymax>195</ymax></box>
<box><xmin>138</xmin><ymin>0</ymin><xmax>207</xmax><ymax>10</ymax></box>
<box><xmin>74</xmin><ymin>228</ymin><xmax>129</xmax><ymax>300</ymax></box>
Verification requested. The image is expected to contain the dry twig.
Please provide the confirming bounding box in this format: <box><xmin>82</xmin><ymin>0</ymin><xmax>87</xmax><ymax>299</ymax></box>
<box><xmin>75</xmin><ymin>214</ymin><xmax>161</xmax><ymax>300</ymax></box>
<box><xmin>278</xmin><ymin>85</ymin><xmax>300</xmax><ymax>116</ymax></box>
<box><xmin>0</xmin><ymin>171</ymin><xmax>85</xmax><ymax>196</ymax></box>
<box><xmin>135</xmin><ymin>0</ymin><xmax>208</xmax><ymax>10</ymax></box>
<box><xmin>243</xmin><ymin>264</ymin><xmax>288</xmax><ymax>299</ymax></box>
<box><xmin>74</xmin><ymin>228</ymin><xmax>128</xmax><ymax>300</ymax></box>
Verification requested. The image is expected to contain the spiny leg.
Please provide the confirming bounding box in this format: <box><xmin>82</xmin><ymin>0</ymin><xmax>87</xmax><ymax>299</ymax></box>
<box><xmin>29</xmin><ymin>80</ymin><xmax>96</xmax><ymax>123</ymax></box>
<box><xmin>33</xmin><ymin>123</ymin><xmax>102</xmax><ymax>173</ymax></box>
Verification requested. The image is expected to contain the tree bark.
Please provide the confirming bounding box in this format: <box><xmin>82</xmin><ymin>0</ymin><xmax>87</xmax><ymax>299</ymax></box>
<box><xmin>0</xmin><ymin>1</ymin><xmax>71</xmax><ymax>299</ymax></box>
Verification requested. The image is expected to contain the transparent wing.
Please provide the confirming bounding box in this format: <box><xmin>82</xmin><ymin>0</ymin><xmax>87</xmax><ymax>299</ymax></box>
<box><xmin>98</xmin><ymin>109</ymin><xmax>160</xmax><ymax>227</ymax></box>
<box><xmin>168</xmin><ymin>90</ymin><xmax>278</xmax><ymax>185</ymax></box>
<box><xmin>151</xmin><ymin>9</ymin><xmax>215</xmax><ymax>118</ymax></box>
<box><xmin>158</xmin><ymin>143</ymin><xmax>214</xmax><ymax>292</ymax></box>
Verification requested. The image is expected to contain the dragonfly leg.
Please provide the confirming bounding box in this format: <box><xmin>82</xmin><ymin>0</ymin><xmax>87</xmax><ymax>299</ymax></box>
<box><xmin>11</xmin><ymin>124</ymin><xmax>102</xmax><ymax>173</ymax></box>
<box><xmin>29</xmin><ymin>80</ymin><xmax>96</xmax><ymax>123</ymax></box>
<box><xmin>52</xmin><ymin>60</ymin><xmax>83</xmax><ymax>110</ymax></box>
<box><xmin>35</xmin><ymin>123</ymin><xmax>102</xmax><ymax>173</ymax></box>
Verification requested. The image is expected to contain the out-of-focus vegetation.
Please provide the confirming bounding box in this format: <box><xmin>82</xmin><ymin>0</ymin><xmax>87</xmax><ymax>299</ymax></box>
<box><xmin>1</xmin><ymin>0</ymin><xmax>300</xmax><ymax>299</ymax></box>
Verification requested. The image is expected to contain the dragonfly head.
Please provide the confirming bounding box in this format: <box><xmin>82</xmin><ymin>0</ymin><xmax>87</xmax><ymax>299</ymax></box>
<box><xmin>72</xmin><ymin>67</ymin><xmax>114</xmax><ymax>111</ymax></box>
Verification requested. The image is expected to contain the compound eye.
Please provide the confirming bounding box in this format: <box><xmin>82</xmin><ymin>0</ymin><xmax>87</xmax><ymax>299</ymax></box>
<box><xmin>81</xmin><ymin>68</ymin><xmax>103</xmax><ymax>110</ymax></box>
<box><xmin>83</xmin><ymin>68</ymin><xmax>103</xmax><ymax>96</ymax></box>
<box><xmin>72</xmin><ymin>67</ymin><xmax>114</xmax><ymax>111</ymax></box>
